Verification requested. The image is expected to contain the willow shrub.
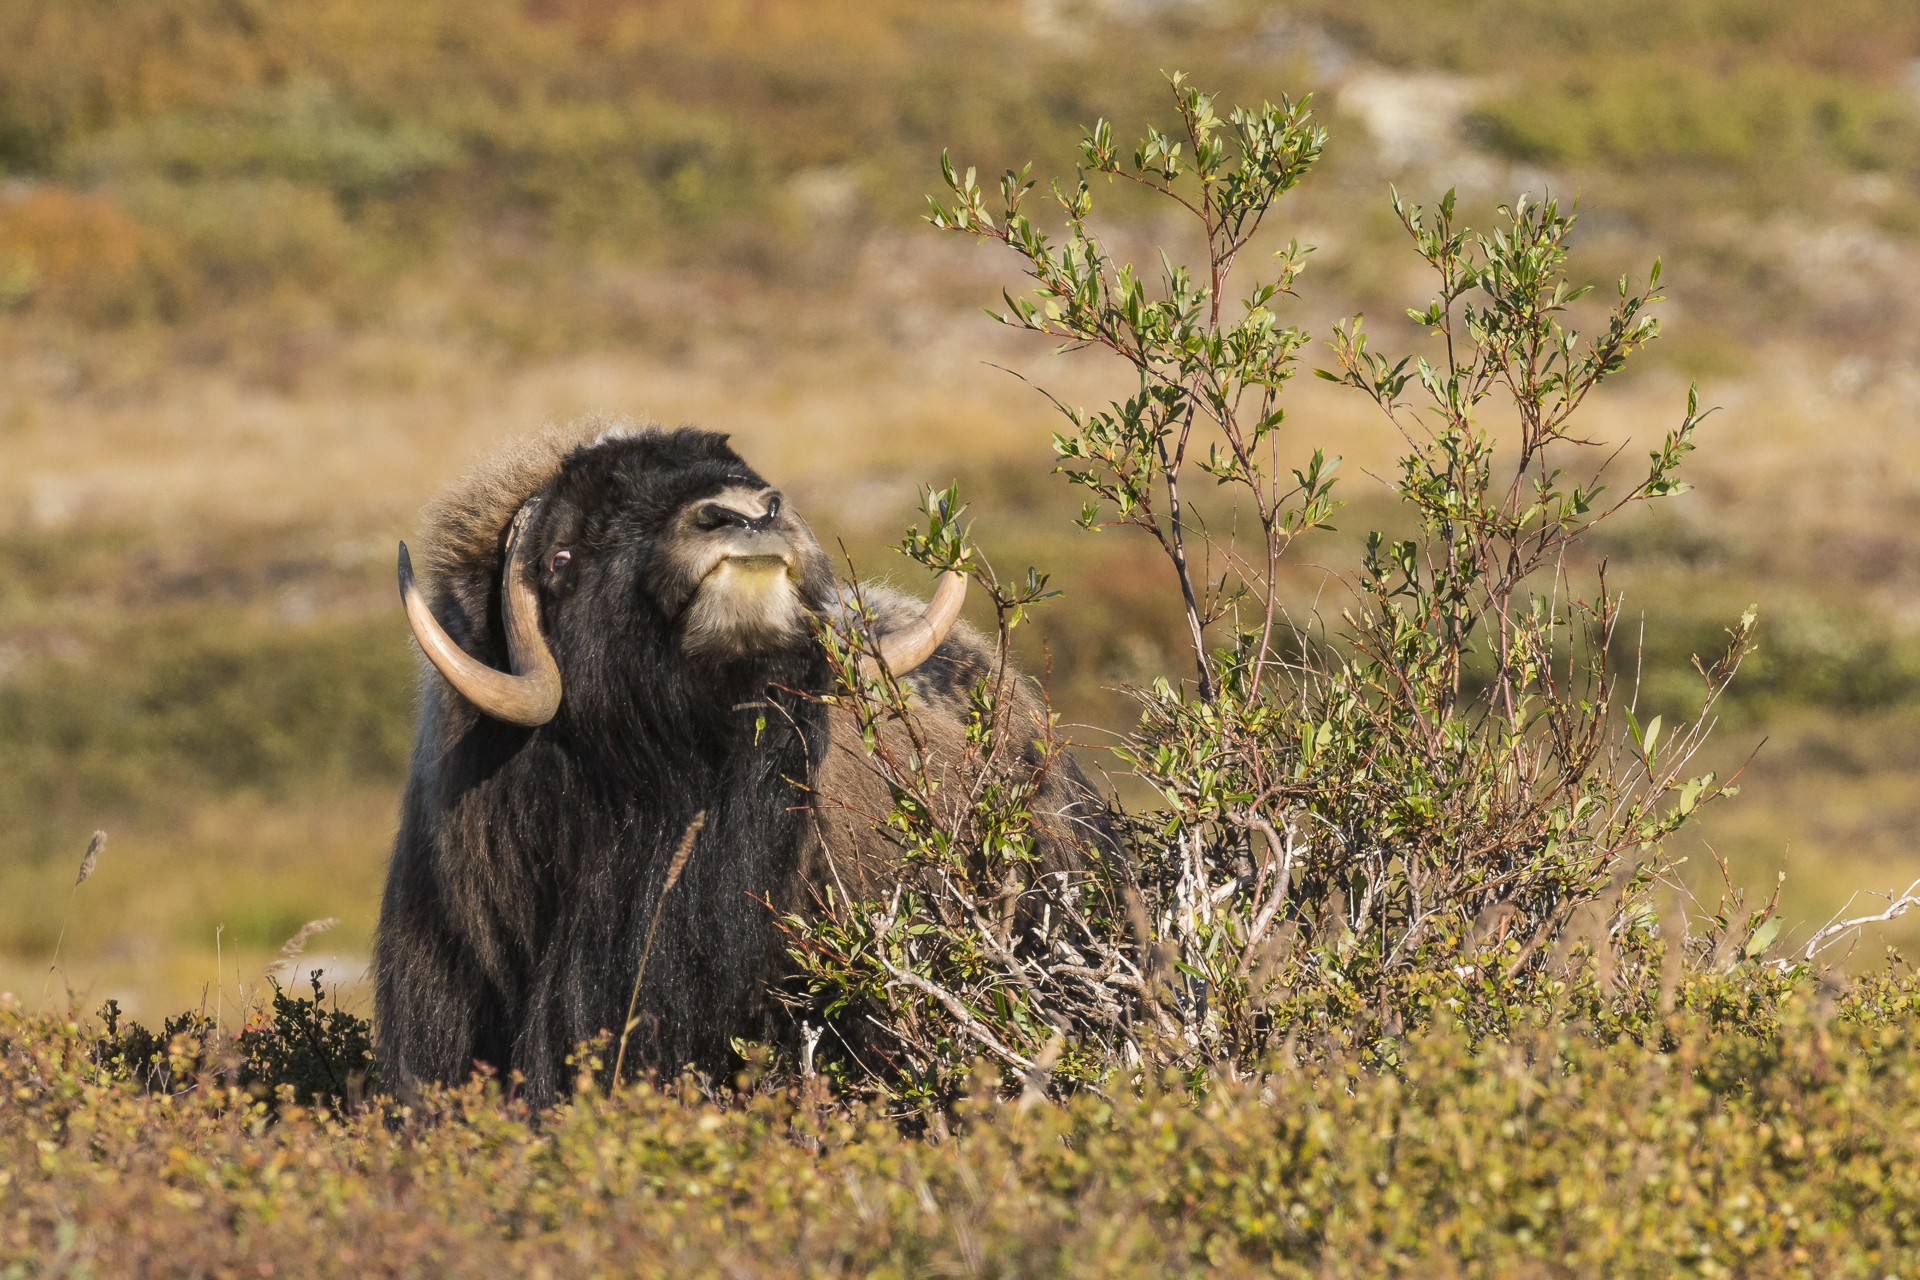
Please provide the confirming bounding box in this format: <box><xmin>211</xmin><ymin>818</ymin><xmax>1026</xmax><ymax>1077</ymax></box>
<box><xmin>790</xmin><ymin>75</ymin><xmax>1791</xmax><ymax>1105</ymax></box>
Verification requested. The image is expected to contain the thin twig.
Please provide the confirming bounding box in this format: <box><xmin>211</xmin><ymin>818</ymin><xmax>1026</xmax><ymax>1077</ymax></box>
<box><xmin>872</xmin><ymin>947</ymin><xmax>1037</xmax><ymax>1072</ymax></box>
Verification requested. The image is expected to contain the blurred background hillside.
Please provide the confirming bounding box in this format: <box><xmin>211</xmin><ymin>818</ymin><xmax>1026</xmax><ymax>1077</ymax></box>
<box><xmin>4</xmin><ymin>0</ymin><xmax>1920</xmax><ymax>1015</ymax></box>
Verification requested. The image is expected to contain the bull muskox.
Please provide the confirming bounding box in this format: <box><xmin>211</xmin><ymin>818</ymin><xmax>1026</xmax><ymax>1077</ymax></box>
<box><xmin>375</xmin><ymin>421</ymin><xmax>1104</xmax><ymax>1102</ymax></box>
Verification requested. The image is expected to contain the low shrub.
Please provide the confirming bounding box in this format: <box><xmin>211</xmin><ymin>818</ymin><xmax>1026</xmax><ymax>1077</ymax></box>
<box><xmin>6</xmin><ymin>970</ymin><xmax>1920</xmax><ymax>1276</ymax></box>
<box><xmin>90</xmin><ymin>970</ymin><xmax>374</xmax><ymax>1107</ymax></box>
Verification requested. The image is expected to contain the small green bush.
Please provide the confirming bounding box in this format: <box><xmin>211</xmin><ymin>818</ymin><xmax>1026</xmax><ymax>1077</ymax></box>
<box><xmin>90</xmin><ymin>970</ymin><xmax>375</xmax><ymax>1108</ymax></box>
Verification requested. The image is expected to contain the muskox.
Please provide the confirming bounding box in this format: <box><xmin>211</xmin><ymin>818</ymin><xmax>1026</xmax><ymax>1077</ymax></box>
<box><xmin>375</xmin><ymin>421</ymin><xmax>1105</xmax><ymax>1102</ymax></box>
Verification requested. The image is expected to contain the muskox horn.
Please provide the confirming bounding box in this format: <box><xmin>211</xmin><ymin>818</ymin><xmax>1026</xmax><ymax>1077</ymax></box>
<box><xmin>398</xmin><ymin>499</ymin><xmax>562</xmax><ymax>727</ymax></box>
<box><xmin>861</xmin><ymin>570</ymin><xmax>967</xmax><ymax>678</ymax></box>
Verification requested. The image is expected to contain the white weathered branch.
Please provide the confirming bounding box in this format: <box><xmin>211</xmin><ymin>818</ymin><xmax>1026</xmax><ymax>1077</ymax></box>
<box><xmin>1798</xmin><ymin>878</ymin><xmax>1920</xmax><ymax>965</ymax></box>
<box><xmin>872</xmin><ymin>951</ymin><xmax>1038</xmax><ymax>1073</ymax></box>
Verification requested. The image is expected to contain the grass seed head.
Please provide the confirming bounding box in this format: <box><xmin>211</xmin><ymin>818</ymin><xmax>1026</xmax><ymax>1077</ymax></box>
<box><xmin>664</xmin><ymin>812</ymin><xmax>706</xmax><ymax>893</ymax></box>
<box><xmin>75</xmin><ymin>831</ymin><xmax>106</xmax><ymax>886</ymax></box>
<box><xmin>265</xmin><ymin>917</ymin><xmax>341</xmax><ymax>977</ymax></box>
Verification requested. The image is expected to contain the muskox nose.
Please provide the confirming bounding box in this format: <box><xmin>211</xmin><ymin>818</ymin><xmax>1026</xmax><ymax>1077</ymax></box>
<box><xmin>699</xmin><ymin>493</ymin><xmax>781</xmax><ymax>533</ymax></box>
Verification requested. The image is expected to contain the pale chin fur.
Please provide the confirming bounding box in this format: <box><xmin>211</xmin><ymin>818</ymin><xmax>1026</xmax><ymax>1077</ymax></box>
<box><xmin>680</xmin><ymin>558</ymin><xmax>809</xmax><ymax>660</ymax></box>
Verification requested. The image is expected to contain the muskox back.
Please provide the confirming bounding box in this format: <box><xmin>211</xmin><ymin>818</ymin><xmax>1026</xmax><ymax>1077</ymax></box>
<box><xmin>374</xmin><ymin>422</ymin><xmax>1106</xmax><ymax>1103</ymax></box>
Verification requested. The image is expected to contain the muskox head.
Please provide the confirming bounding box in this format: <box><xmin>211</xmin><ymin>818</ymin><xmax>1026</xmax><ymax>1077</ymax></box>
<box><xmin>397</xmin><ymin>425</ymin><xmax>965</xmax><ymax>727</ymax></box>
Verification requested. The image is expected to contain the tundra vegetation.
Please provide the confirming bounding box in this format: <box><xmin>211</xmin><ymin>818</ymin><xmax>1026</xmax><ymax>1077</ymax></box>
<box><xmin>9</xmin><ymin>67</ymin><xmax>1920</xmax><ymax>1274</ymax></box>
<box><xmin>4</xmin><ymin>0</ymin><xmax>1920</xmax><ymax>1009</ymax></box>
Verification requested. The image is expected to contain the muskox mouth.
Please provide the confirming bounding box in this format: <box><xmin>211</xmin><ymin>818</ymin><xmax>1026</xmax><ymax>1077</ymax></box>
<box><xmin>714</xmin><ymin>554</ymin><xmax>795</xmax><ymax>576</ymax></box>
<box><xmin>679</xmin><ymin>552</ymin><xmax>811</xmax><ymax>660</ymax></box>
<box><xmin>698</xmin><ymin>553</ymin><xmax>803</xmax><ymax>595</ymax></box>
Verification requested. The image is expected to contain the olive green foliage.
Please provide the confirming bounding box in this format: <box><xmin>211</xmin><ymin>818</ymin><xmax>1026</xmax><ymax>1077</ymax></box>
<box><xmin>0</xmin><ymin>610</ymin><xmax>414</xmax><ymax>860</ymax></box>
<box><xmin>1295</xmin><ymin>0</ymin><xmax>1920</xmax><ymax>184</ymax></box>
<box><xmin>3</xmin><ymin>619</ymin><xmax>412</xmax><ymax>794</ymax></box>
<box><xmin>1597</xmin><ymin>573</ymin><xmax>1920</xmax><ymax>725</ymax></box>
<box><xmin>0</xmin><ymin>0</ymin><xmax>1287</xmax><ymax>346</ymax></box>
<box><xmin>7</xmin><ymin>972</ymin><xmax>1920</xmax><ymax>1276</ymax></box>
<box><xmin>1472</xmin><ymin>59</ymin><xmax>1919</xmax><ymax>177</ymax></box>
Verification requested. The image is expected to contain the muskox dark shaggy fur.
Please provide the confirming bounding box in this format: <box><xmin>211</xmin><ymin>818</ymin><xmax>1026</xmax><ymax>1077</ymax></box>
<box><xmin>375</xmin><ymin>421</ymin><xmax>1106</xmax><ymax>1103</ymax></box>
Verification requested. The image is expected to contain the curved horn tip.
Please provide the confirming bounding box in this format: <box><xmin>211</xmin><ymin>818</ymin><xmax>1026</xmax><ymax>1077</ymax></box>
<box><xmin>929</xmin><ymin>569</ymin><xmax>967</xmax><ymax>612</ymax></box>
<box><xmin>866</xmin><ymin>569</ymin><xmax>968</xmax><ymax>678</ymax></box>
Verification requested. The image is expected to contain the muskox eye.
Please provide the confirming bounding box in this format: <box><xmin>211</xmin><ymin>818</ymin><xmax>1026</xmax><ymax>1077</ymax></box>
<box><xmin>549</xmin><ymin>549</ymin><xmax>572</xmax><ymax>572</ymax></box>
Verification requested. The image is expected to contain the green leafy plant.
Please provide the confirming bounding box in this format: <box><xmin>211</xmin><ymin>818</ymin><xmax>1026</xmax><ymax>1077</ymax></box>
<box><xmin>234</xmin><ymin>971</ymin><xmax>377</xmax><ymax>1107</ymax></box>
<box><xmin>784</xmin><ymin>485</ymin><xmax>1116</xmax><ymax>1109</ymax></box>
<box><xmin>92</xmin><ymin>998</ymin><xmax>220</xmax><ymax>1095</ymax></box>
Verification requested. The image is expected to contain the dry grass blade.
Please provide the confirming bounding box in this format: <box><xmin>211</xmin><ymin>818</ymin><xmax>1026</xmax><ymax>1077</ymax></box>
<box><xmin>265</xmin><ymin>917</ymin><xmax>342</xmax><ymax>977</ymax></box>
<box><xmin>75</xmin><ymin>831</ymin><xmax>106</xmax><ymax>885</ymax></box>
<box><xmin>613</xmin><ymin>812</ymin><xmax>707</xmax><ymax>1087</ymax></box>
